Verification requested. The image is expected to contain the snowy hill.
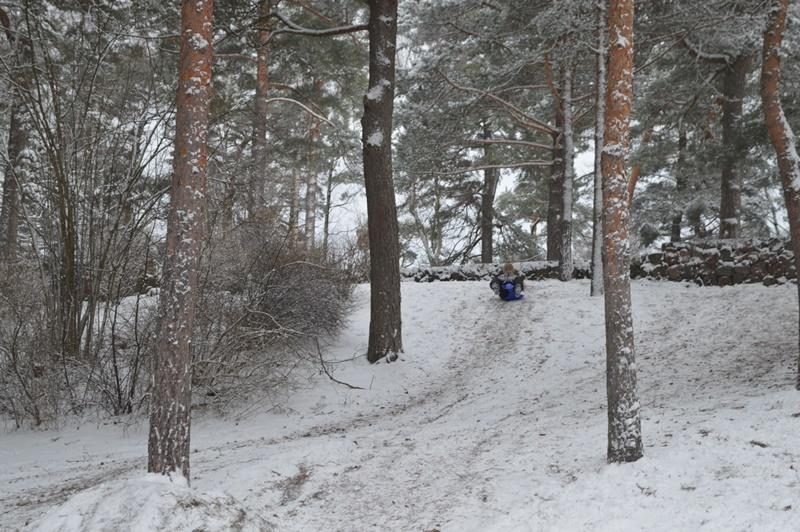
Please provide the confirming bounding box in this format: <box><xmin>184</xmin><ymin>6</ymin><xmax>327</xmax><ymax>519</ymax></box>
<box><xmin>2</xmin><ymin>280</ymin><xmax>799</xmax><ymax>531</ymax></box>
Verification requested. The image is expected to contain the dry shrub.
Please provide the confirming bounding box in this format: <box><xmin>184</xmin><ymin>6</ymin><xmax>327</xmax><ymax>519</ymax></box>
<box><xmin>0</xmin><ymin>262</ymin><xmax>60</xmax><ymax>427</ymax></box>
<box><xmin>190</xmin><ymin>224</ymin><xmax>353</xmax><ymax>409</ymax></box>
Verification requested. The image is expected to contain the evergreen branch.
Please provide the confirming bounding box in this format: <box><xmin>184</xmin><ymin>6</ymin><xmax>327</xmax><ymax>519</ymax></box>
<box><xmin>270</xmin><ymin>11</ymin><xmax>367</xmax><ymax>38</ymax></box>
<box><xmin>263</xmin><ymin>97</ymin><xmax>336</xmax><ymax>128</ymax></box>
<box><xmin>419</xmin><ymin>161</ymin><xmax>553</xmax><ymax>176</ymax></box>
<box><xmin>437</xmin><ymin>71</ymin><xmax>557</xmax><ymax>136</ymax></box>
<box><xmin>466</xmin><ymin>138</ymin><xmax>553</xmax><ymax>151</ymax></box>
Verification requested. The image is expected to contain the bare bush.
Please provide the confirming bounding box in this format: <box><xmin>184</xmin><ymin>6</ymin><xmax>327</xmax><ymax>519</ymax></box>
<box><xmin>0</xmin><ymin>262</ymin><xmax>60</xmax><ymax>427</ymax></box>
<box><xmin>189</xmin><ymin>224</ymin><xmax>353</xmax><ymax>410</ymax></box>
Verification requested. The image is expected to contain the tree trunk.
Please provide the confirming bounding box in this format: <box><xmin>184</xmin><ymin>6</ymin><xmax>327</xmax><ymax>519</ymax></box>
<box><xmin>250</xmin><ymin>0</ymin><xmax>271</xmax><ymax>221</ymax></box>
<box><xmin>602</xmin><ymin>0</ymin><xmax>643</xmax><ymax>463</ymax></box>
<box><xmin>305</xmin><ymin>107</ymin><xmax>321</xmax><ymax>249</ymax></box>
<box><xmin>480</xmin><ymin>122</ymin><xmax>498</xmax><ymax>263</ymax></box>
<box><xmin>560</xmin><ymin>65</ymin><xmax>574</xmax><ymax>282</ymax></box>
<box><xmin>362</xmin><ymin>0</ymin><xmax>402</xmax><ymax>363</ymax></box>
<box><xmin>0</xmin><ymin>13</ymin><xmax>30</xmax><ymax>261</ymax></box>
<box><xmin>322</xmin><ymin>165</ymin><xmax>333</xmax><ymax>258</ymax></box>
<box><xmin>547</xmin><ymin>102</ymin><xmax>564</xmax><ymax>261</ymax></box>
<box><xmin>1</xmin><ymin>109</ymin><xmax>23</xmax><ymax>260</ymax></box>
<box><xmin>148</xmin><ymin>0</ymin><xmax>213</xmax><ymax>482</ymax></box>
<box><xmin>718</xmin><ymin>53</ymin><xmax>751</xmax><ymax>239</ymax></box>
<box><xmin>761</xmin><ymin>0</ymin><xmax>800</xmax><ymax>389</ymax></box>
<box><xmin>287</xmin><ymin>161</ymin><xmax>300</xmax><ymax>244</ymax></box>
<box><xmin>591</xmin><ymin>0</ymin><xmax>607</xmax><ymax>296</ymax></box>
<box><xmin>671</xmin><ymin>123</ymin><xmax>687</xmax><ymax>242</ymax></box>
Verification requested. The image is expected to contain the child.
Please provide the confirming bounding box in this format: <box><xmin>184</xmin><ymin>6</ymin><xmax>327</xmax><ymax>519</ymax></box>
<box><xmin>490</xmin><ymin>262</ymin><xmax>525</xmax><ymax>300</ymax></box>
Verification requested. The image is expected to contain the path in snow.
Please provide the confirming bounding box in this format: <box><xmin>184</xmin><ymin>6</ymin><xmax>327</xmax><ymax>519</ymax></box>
<box><xmin>2</xmin><ymin>280</ymin><xmax>799</xmax><ymax>531</ymax></box>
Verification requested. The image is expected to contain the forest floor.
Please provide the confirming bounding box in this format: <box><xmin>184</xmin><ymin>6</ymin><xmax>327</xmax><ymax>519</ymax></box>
<box><xmin>2</xmin><ymin>280</ymin><xmax>800</xmax><ymax>531</ymax></box>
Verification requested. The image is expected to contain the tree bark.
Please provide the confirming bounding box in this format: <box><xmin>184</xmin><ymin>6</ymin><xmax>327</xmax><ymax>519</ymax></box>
<box><xmin>287</xmin><ymin>160</ymin><xmax>300</xmax><ymax>245</ymax></box>
<box><xmin>761</xmin><ymin>0</ymin><xmax>800</xmax><ymax>390</ymax></box>
<box><xmin>322</xmin><ymin>165</ymin><xmax>333</xmax><ymax>258</ymax></box>
<box><xmin>591</xmin><ymin>0</ymin><xmax>607</xmax><ymax>296</ymax></box>
<box><xmin>560</xmin><ymin>65</ymin><xmax>574</xmax><ymax>282</ymax></box>
<box><xmin>250</xmin><ymin>0</ymin><xmax>271</xmax><ymax>221</ymax></box>
<box><xmin>547</xmin><ymin>101</ymin><xmax>564</xmax><ymax>261</ymax></box>
<box><xmin>602</xmin><ymin>0</ymin><xmax>643</xmax><ymax>463</ymax></box>
<box><xmin>718</xmin><ymin>53</ymin><xmax>751</xmax><ymax>239</ymax></box>
<box><xmin>148</xmin><ymin>0</ymin><xmax>213</xmax><ymax>482</ymax></box>
<box><xmin>671</xmin><ymin>123</ymin><xmax>687</xmax><ymax>242</ymax></box>
<box><xmin>0</xmin><ymin>10</ymin><xmax>27</xmax><ymax>261</ymax></box>
<box><xmin>480</xmin><ymin>122</ymin><xmax>498</xmax><ymax>263</ymax></box>
<box><xmin>362</xmin><ymin>0</ymin><xmax>402</xmax><ymax>363</ymax></box>
<box><xmin>1</xmin><ymin>109</ymin><xmax>24</xmax><ymax>260</ymax></box>
<box><xmin>304</xmin><ymin>102</ymin><xmax>321</xmax><ymax>249</ymax></box>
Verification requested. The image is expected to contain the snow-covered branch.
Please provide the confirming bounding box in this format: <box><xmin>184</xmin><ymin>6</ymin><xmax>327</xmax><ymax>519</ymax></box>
<box><xmin>270</xmin><ymin>11</ymin><xmax>367</xmax><ymax>39</ymax></box>
<box><xmin>437</xmin><ymin>71</ymin><xmax>558</xmax><ymax>137</ymax></box>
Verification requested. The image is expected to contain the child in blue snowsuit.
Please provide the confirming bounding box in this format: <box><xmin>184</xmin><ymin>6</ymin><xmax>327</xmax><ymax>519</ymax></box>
<box><xmin>490</xmin><ymin>262</ymin><xmax>525</xmax><ymax>301</ymax></box>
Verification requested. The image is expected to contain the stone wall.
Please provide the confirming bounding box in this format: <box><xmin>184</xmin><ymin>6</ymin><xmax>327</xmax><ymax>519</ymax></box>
<box><xmin>401</xmin><ymin>240</ymin><xmax>796</xmax><ymax>287</ymax></box>
<box><xmin>401</xmin><ymin>260</ymin><xmax>592</xmax><ymax>283</ymax></box>
<box><xmin>631</xmin><ymin>239</ymin><xmax>796</xmax><ymax>286</ymax></box>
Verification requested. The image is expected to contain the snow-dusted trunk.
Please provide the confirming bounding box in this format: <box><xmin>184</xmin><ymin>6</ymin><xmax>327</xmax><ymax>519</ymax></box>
<box><xmin>362</xmin><ymin>0</ymin><xmax>402</xmax><ymax>363</ymax></box>
<box><xmin>304</xmin><ymin>168</ymin><xmax>318</xmax><ymax>249</ymax></box>
<box><xmin>591</xmin><ymin>0</ymin><xmax>607</xmax><ymax>296</ymax></box>
<box><xmin>547</xmin><ymin>107</ymin><xmax>564</xmax><ymax>262</ymax></box>
<box><xmin>559</xmin><ymin>66</ymin><xmax>574</xmax><ymax>282</ymax></box>
<box><xmin>322</xmin><ymin>166</ymin><xmax>333</xmax><ymax>257</ymax></box>
<box><xmin>602</xmin><ymin>0</ymin><xmax>643</xmax><ymax>463</ymax></box>
<box><xmin>0</xmin><ymin>10</ymin><xmax>26</xmax><ymax>260</ymax></box>
<box><xmin>481</xmin><ymin>122</ymin><xmax>498</xmax><ymax>263</ymax></box>
<box><xmin>148</xmin><ymin>0</ymin><xmax>213</xmax><ymax>482</ymax></box>
<box><xmin>304</xmin><ymin>115</ymin><xmax>321</xmax><ymax>249</ymax></box>
<box><xmin>761</xmin><ymin>0</ymin><xmax>800</xmax><ymax>390</ymax></box>
<box><xmin>718</xmin><ymin>54</ymin><xmax>751</xmax><ymax>239</ymax></box>
<box><xmin>249</xmin><ymin>0</ymin><xmax>271</xmax><ymax>221</ymax></box>
<box><xmin>287</xmin><ymin>159</ymin><xmax>300</xmax><ymax>244</ymax></box>
<box><xmin>1</xmin><ymin>106</ymin><xmax>25</xmax><ymax>260</ymax></box>
<box><xmin>670</xmin><ymin>124</ymin><xmax>687</xmax><ymax>242</ymax></box>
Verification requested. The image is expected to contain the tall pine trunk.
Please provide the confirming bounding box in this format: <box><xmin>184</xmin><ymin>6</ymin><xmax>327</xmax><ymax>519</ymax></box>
<box><xmin>671</xmin><ymin>123</ymin><xmax>687</xmax><ymax>242</ymax></box>
<box><xmin>363</xmin><ymin>0</ymin><xmax>402</xmax><ymax>363</ymax></box>
<box><xmin>148</xmin><ymin>0</ymin><xmax>213</xmax><ymax>481</ymax></box>
<box><xmin>287</xmin><ymin>161</ymin><xmax>300</xmax><ymax>245</ymax></box>
<box><xmin>591</xmin><ymin>0</ymin><xmax>607</xmax><ymax>296</ymax></box>
<box><xmin>322</xmin><ymin>165</ymin><xmax>334</xmax><ymax>258</ymax></box>
<box><xmin>559</xmin><ymin>65</ymin><xmax>574</xmax><ymax>282</ymax></box>
<box><xmin>1</xmin><ymin>109</ymin><xmax>23</xmax><ymax>260</ymax></box>
<box><xmin>0</xmin><ymin>13</ymin><xmax>30</xmax><ymax>261</ymax></box>
<box><xmin>480</xmin><ymin>122</ymin><xmax>497</xmax><ymax>263</ymax></box>
<box><xmin>547</xmin><ymin>105</ymin><xmax>564</xmax><ymax>261</ymax></box>
<box><xmin>718</xmin><ymin>54</ymin><xmax>751</xmax><ymax>239</ymax></box>
<box><xmin>761</xmin><ymin>0</ymin><xmax>800</xmax><ymax>390</ymax></box>
<box><xmin>250</xmin><ymin>0</ymin><xmax>271</xmax><ymax>221</ymax></box>
<box><xmin>602</xmin><ymin>0</ymin><xmax>643</xmax><ymax>463</ymax></box>
<box><xmin>305</xmin><ymin>113</ymin><xmax>321</xmax><ymax>249</ymax></box>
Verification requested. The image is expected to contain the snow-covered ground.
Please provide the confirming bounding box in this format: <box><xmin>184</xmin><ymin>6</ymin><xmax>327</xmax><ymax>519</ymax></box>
<box><xmin>2</xmin><ymin>280</ymin><xmax>799</xmax><ymax>531</ymax></box>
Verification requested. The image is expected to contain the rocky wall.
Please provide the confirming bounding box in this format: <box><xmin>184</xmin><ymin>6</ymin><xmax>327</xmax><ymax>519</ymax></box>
<box><xmin>631</xmin><ymin>239</ymin><xmax>796</xmax><ymax>286</ymax></box>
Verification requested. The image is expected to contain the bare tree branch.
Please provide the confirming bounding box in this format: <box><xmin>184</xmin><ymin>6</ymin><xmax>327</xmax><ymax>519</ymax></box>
<box><xmin>270</xmin><ymin>11</ymin><xmax>367</xmax><ymax>39</ymax></box>
<box><xmin>419</xmin><ymin>161</ymin><xmax>553</xmax><ymax>176</ymax></box>
<box><xmin>437</xmin><ymin>70</ymin><xmax>558</xmax><ymax>136</ymax></box>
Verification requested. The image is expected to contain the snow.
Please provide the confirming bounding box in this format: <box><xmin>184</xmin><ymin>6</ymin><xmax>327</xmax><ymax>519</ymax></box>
<box><xmin>25</xmin><ymin>474</ymin><xmax>270</xmax><ymax>531</ymax></box>
<box><xmin>187</xmin><ymin>32</ymin><xmax>209</xmax><ymax>51</ymax></box>
<box><xmin>365</xmin><ymin>84</ymin><xmax>384</xmax><ymax>102</ymax></box>
<box><xmin>3</xmin><ymin>280</ymin><xmax>800</xmax><ymax>531</ymax></box>
<box><xmin>366</xmin><ymin>130</ymin><xmax>384</xmax><ymax>147</ymax></box>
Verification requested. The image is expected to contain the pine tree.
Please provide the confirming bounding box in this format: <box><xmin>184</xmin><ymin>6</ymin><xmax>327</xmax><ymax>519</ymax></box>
<box><xmin>148</xmin><ymin>0</ymin><xmax>214</xmax><ymax>481</ymax></box>
<box><xmin>761</xmin><ymin>0</ymin><xmax>800</xmax><ymax>389</ymax></box>
<box><xmin>363</xmin><ymin>0</ymin><xmax>402</xmax><ymax>363</ymax></box>
<box><xmin>602</xmin><ymin>0</ymin><xmax>643</xmax><ymax>464</ymax></box>
<box><xmin>591</xmin><ymin>0</ymin><xmax>607</xmax><ymax>297</ymax></box>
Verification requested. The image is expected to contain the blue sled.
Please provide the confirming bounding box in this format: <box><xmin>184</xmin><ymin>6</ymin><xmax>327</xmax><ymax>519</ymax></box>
<box><xmin>499</xmin><ymin>282</ymin><xmax>524</xmax><ymax>301</ymax></box>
